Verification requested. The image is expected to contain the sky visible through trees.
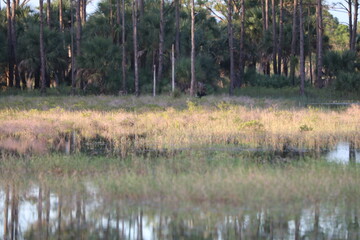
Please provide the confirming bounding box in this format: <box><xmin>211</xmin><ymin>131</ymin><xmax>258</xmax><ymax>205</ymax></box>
<box><xmin>26</xmin><ymin>0</ymin><xmax>350</xmax><ymax>23</ymax></box>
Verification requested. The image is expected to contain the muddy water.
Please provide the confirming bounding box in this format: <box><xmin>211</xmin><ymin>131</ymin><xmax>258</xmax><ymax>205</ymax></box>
<box><xmin>0</xmin><ymin>184</ymin><xmax>358</xmax><ymax>240</ymax></box>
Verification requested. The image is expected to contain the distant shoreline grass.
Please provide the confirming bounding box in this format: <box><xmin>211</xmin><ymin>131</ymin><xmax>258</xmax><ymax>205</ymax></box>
<box><xmin>2</xmin><ymin>86</ymin><xmax>360</xmax><ymax>103</ymax></box>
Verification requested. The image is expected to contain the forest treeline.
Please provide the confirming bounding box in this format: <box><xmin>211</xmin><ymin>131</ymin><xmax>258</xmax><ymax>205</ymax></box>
<box><xmin>0</xmin><ymin>0</ymin><xmax>358</xmax><ymax>96</ymax></box>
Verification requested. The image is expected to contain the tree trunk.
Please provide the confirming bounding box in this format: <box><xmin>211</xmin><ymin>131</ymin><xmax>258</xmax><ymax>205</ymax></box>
<box><xmin>157</xmin><ymin>0</ymin><xmax>164</xmax><ymax>93</ymax></box>
<box><xmin>290</xmin><ymin>0</ymin><xmax>298</xmax><ymax>85</ymax></box>
<box><xmin>265</xmin><ymin>0</ymin><xmax>269</xmax><ymax>30</ymax></box>
<box><xmin>46</xmin><ymin>0</ymin><xmax>51</xmax><ymax>27</ymax></box>
<box><xmin>272</xmin><ymin>0</ymin><xmax>277</xmax><ymax>74</ymax></box>
<box><xmin>351</xmin><ymin>0</ymin><xmax>358</xmax><ymax>51</ymax></box>
<box><xmin>299</xmin><ymin>0</ymin><xmax>305</xmax><ymax>95</ymax></box>
<box><xmin>190</xmin><ymin>0</ymin><xmax>196</xmax><ymax>96</ymax></box>
<box><xmin>175</xmin><ymin>0</ymin><xmax>180</xmax><ymax>58</ymax></box>
<box><xmin>132</xmin><ymin>0</ymin><xmax>139</xmax><ymax>96</ymax></box>
<box><xmin>75</xmin><ymin>0</ymin><xmax>81</xmax><ymax>90</ymax></box>
<box><xmin>238</xmin><ymin>0</ymin><xmax>245</xmax><ymax>87</ymax></box>
<box><xmin>11</xmin><ymin>0</ymin><xmax>20</xmax><ymax>88</ymax></box>
<box><xmin>116</xmin><ymin>0</ymin><xmax>121</xmax><ymax>45</ymax></box>
<box><xmin>349</xmin><ymin>0</ymin><xmax>353</xmax><ymax>50</ymax></box>
<box><xmin>40</xmin><ymin>0</ymin><xmax>47</xmax><ymax>94</ymax></box>
<box><xmin>76</xmin><ymin>0</ymin><xmax>81</xmax><ymax>58</ymax></box>
<box><xmin>262</xmin><ymin>0</ymin><xmax>266</xmax><ymax>33</ymax></box>
<box><xmin>109</xmin><ymin>0</ymin><xmax>114</xmax><ymax>41</ymax></box>
<box><xmin>6</xmin><ymin>0</ymin><xmax>14</xmax><ymax>87</ymax></box>
<box><xmin>316</xmin><ymin>0</ymin><xmax>323</xmax><ymax>88</ymax></box>
<box><xmin>82</xmin><ymin>0</ymin><xmax>86</xmax><ymax>24</ymax></box>
<box><xmin>71</xmin><ymin>0</ymin><xmax>76</xmax><ymax>94</ymax></box>
<box><xmin>308</xmin><ymin>6</ymin><xmax>313</xmax><ymax>85</ymax></box>
<box><xmin>59</xmin><ymin>0</ymin><xmax>63</xmax><ymax>30</ymax></box>
<box><xmin>137</xmin><ymin>0</ymin><xmax>144</xmax><ymax>18</ymax></box>
<box><xmin>80</xmin><ymin>0</ymin><xmax>86</xmax><ymax>25</ymax></box>
<box><xmin>278</xmin><ymin>0</ymin><xmax>283</xmax><ymax>75</ymax></box>
<box><xmin>122</xmin><ymin>0</ymin><xmax>126</xmax><ymax>93</ymax></box>
<box><xmin>264</xmin><ymin>0</ymin><xmax>270</xmax><ymax>75</ymax></box>
<box><xmin>228</xmin><ymin>0</ymin><xmax>234</xmax><ymax>95</ymax></box>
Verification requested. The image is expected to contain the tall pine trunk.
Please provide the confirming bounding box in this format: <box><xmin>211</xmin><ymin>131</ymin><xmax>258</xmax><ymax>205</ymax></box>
<box><xmin>272</xmin><ymin>0</ymin><xmax>277</xmax><ymax>74</ymax></box>
<box><xmin>190</xmin><ymin>0</ymin><xmax>196</xmax><ymax>96</ymax></box>
<box><xmin>316</xmin><ymin>0</ymin><xmax>323</xmax><ymax>88</ymax></box>
<box><xmin>299</xmin><ymin>0</ymin><xmax>305</xmax><ymax>95</ymax></box>
<box><xmin>116</xmin><ymin>0</ymin><xmax>121</xmax><ymax>45</ymax></box>
<box><xmin>109</xmin><ymin>0</ymin><xmax>114</xmax><ymax>41</ymax></box>
<box><xmin>157</xmin><ymin>0</ymin><xmax>164</xmax><ymax>93</ymax></box>
<box><xmin>40</xmin><ymin>0</ymin><xmax>47</xmax><ymax>93</ymax></box>
<box><xmin>175</xmin><ymin>0</ymin><xmax>180</xmax><ymax>58</ymax></box>
<box><xmin>348</xmin><ymin>0</ymin><xmax>353</xmax><ymax>50</ymax></box>
<box><xmin>278</xmin><ymin>0</ymin><xmax>283</xmax><ymax>75</ymax></box>
<box><xmin>239</xmin><ymin>0</ymin><xmax>245</xmax><ymax>87</ymax></box>
<box><xmin>59</xmin><ymin>0</ymin><xmax>63</xmax><ymax>30</ymax></box>
<box><xmin>81</xmin><ymin>0</ymin><xmax>86</xmax><ymax>25</ymax></box>
<box><xmin>11</xmin><ymin>0</ymin><xmax>20</xmax><ymax>88</ymax></box>
<box><xmin>261</xmin><ymin>0</ymin><xmax>268</xmax><ymax>75</ymax></box>
<box><xmin>76</xmin><ymin>0</ymin><xmax>81</xmax><ymax>76</ymax></box>
<box><xmin>132</xmin><ymin>0</ymin><xmax>139</xmax><ymax>96</ymax></box>
<box><xmin>265</xmin><ymin>0</ymin><xmax>270</xmax><ymax>75</ymax></box>
<box><xmin>351</xmin><ymin>0</ymin><xmax>358</xmax><ymax>51</ymax></box>
<box><xmin>122</xmin><ymin>0</ymin><xmax>126</xmax><ymax>92</ymax></box>
<box><xmin>308</xmin><ymin>7</ymin><xmax>313</xmax><ymax>85</ymax></box>
<box><xmin>46</xmin><ymin>0</ymin><xmax>51</xmax><ymax>27</ymax></box>
<box><xmin>290</xmin><ymin>0</ymin><xmax>298</xmax><ymax>85</ymax></box>
<box><xmin>137</xmin><ymin>0</ymin><xmax>144</xmax><ymax>18</ymax></box>
<box><xmin>6</xmin><ymin>0</ymin><xmax>13</xmax><ymax>87</ymax></box>
<box><xmin>228</xmin><ymin>0</ymin><xmax>234</xmax><ymax>95</ymax></box>
<box><xmin>71</xmin><ymin>0</ymin><xmax>76</xmax><ymax>94</ymax></box>
<box><xmin>265</xmin><ymin>0</ymin><xmax>269</xmax><ymax>30</ymax></box>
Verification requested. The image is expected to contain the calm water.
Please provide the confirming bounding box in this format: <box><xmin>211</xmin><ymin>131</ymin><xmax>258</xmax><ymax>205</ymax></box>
<box><xmin>0</xmin><ymin>142</ymin><xmax>359</xmax><ymax>239</ymax></box>
<box><xmin>0</xmin><ymin>184</ymin><xmax>359</xmax><ymax>240</ymax></box>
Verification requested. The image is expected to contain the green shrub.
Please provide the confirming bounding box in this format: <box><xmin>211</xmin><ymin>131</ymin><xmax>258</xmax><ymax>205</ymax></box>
<box><xmin>335</xmin><ymin>71</ymin><xmax>360</xmax><ymax>92</ymax></box>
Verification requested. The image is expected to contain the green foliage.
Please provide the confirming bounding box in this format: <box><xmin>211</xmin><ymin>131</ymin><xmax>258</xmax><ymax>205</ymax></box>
<box><xmin>244</xmin><ymin>68</ymin><xmax>296</xmax><ymax>88</ymax></box>
<box><xmin>78</xmin><ymin>36</ymin><xmax>121</xmax><ymax>93</ymax></box>
<box><xmin>299</xmin><ymin>124</ymin><xmax>313</xmax><ymax>132</ymax></box>
<box><xmin>323</xmin><ymin>51</ymin><xmax>360</xmax><ymax>92</ymax></box>
<box><xmin>18</xmin><ymin>24</ymin><xmax>67</xmax><ymax>76</ymax></box>
<box><xmin>186</xmin><ymin>99</ymin><xmax>200</xmax><ymax>111</ymax></box>
<box><xmin>323</xmin><ymin>50</ymin><xmax>358</xmax><ymax>77</ymax></box>
<box><xmin>238</xmin><ymin>120</ymin><xmax>264</xmax><ymax>131</ymax></box>
<box><xmin>335</xmin><ymin>72</ymin><xmax>360</xmax><ymax>92</ymax></box>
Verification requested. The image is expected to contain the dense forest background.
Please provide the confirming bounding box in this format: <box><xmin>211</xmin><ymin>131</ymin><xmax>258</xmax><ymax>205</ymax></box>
<box><xmin>0</xmin><ymin>0</ymin><xmax>358</xmax><ymax>96</ymax></box>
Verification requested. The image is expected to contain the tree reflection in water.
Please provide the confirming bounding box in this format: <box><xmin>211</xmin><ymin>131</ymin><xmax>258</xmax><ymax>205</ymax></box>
<box><xmin>0</xmin><ymin>183</ymin><xmax>358</xmax><ymax>240</ymax></box>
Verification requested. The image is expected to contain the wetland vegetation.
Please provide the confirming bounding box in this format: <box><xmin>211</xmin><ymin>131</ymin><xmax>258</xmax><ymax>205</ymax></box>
<box><xmin>0</xmin><ymin>95</ymin><xmax>360</xmax><ymax>239</ymax></box>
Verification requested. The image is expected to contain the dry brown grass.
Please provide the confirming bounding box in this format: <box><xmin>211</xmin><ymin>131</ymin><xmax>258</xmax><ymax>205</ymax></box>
<box><xmin>0</xmin><ymin>96</ymin><xmax>359</xmax><ymax>154</ymax></box>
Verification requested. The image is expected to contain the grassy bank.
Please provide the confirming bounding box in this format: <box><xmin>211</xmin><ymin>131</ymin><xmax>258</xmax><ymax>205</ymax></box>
<box><xmin>1</xmin><ymin>153</ymin><xmax>359</xmax><ymax>209</ymax></box>
<box><xmin>0</xmin><ymin>95</ymin><xmax>360</xmax><ymax>155</ymax></box>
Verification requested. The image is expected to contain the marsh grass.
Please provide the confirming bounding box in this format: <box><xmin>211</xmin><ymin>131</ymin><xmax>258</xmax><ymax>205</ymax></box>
<box><xmin>1</xmin><ymin>153</ymin><xmax>359</xmax><ymax>209</ymax></box>
<box><xmin>1</xmin><ymin>95</ymin><xmax>360</xmax><ymax>155</ymax></box>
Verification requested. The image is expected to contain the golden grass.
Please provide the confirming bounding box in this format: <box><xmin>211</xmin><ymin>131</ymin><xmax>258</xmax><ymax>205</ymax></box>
<box><xmin>0</xmin><ymin>96</ymin><xmax>359</xmax><ymax>154</ymax></box>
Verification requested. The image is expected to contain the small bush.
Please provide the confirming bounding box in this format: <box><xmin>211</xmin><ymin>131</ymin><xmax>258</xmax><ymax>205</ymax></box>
<box><xmin>299</xmin><ymin>124</ymin><xmax>313</xmax><ymax>132</ymax></box>
<box><xmin>335</xmin><ymin>71</ymin><xmax>360</xmax><ymax>92</ymax></box>
<box><xmin>245</xmin><ymin>69</ymin><xmax>298</xmax><ymax>88</ymax></box>
<box><xmin>238</xmin><ymin>120</ymin><xmax>264</xmax><ymax>131</ymax></box>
